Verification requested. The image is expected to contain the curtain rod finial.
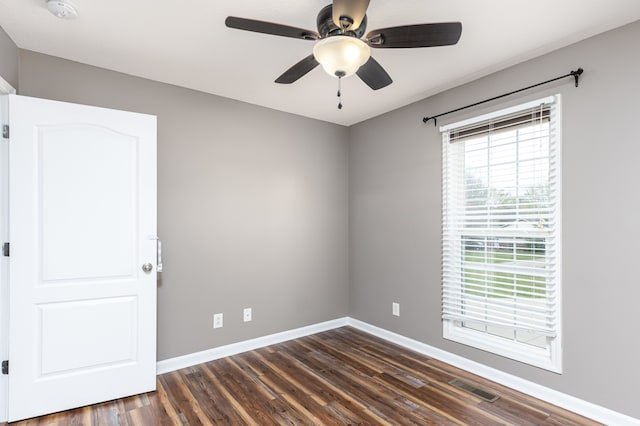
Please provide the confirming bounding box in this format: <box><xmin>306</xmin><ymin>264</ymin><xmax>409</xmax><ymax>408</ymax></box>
<box><xmin>422</xmin><ymin>116</ymin><xmax>437</xmax><ymax>126</ymax></box>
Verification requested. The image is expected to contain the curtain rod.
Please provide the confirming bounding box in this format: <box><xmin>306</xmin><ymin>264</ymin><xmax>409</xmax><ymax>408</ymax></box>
<box><xmin>422</xmin><ymin>68</ymin><xmax>583</xmax><ymax>126</ymax></box>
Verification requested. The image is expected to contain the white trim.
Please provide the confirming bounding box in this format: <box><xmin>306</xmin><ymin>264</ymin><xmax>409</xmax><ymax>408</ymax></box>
<box><xmin>156</xmin><ymin>318</ymin><xmax>348</xmax><ymax>374</ymax></box>
<box><xmin>0</xmin><ymin>94</ymin><xmax>9</xmax><ymax>423</ymax></box>
<box><xmin>0</xmin><ymin>76</ymin><xmax>16</xmax><ymax>94</ymax></box>
<box><xmin>551</xmin><ymin>94</ymin><xmax>563</xmax><ymax>373</ymax></box>
<box><xmin>443</xmin><ymin>322</ymin><xmax>558</xmax><ymax>372</ymax></box>
<box><xmin>440</xmin><ymin>95</ymin><xmax>556</xmax><ymax>132</ymax></box>
<box><xmin>346</xmin><ymin>318</ymin><xmax>640</xmax><ymax>426</ymax></box>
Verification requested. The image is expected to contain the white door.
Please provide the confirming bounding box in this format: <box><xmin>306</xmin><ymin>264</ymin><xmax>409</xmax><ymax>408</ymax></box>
<box><xmin>6</xmin><ymin>94</ymin><xmax>157</xmax><ymax>421</ymax></box>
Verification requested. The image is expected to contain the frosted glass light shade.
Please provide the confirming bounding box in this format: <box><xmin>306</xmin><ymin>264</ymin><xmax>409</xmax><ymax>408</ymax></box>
<box><xmin>313</xmin><ymin>36</ymin><xmax>371</xmax><ymax>78</ymax></box>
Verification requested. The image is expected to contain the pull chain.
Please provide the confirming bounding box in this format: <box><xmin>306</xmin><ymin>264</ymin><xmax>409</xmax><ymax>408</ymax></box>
<box><xmin>337</xmin><ymin>76</ymin><xmax>343</xmax><ymax>110</ymax></box>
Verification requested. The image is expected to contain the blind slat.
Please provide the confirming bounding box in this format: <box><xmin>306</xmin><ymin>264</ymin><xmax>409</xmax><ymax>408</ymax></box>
<box><xmin>442</xmin><ymin>97</ymin><xmax>560</xmax><ymax>339</ymax></box>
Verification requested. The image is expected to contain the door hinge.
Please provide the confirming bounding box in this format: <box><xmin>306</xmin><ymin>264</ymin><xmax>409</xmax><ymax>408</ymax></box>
<box><xmin>1</xmin><ymin>360</ymin><xmax>7</xmax><ymax>375</ymax></box>
<box><xmin>2</xmin><ymin>125</ymin><xmax>8</xmax><ymax>139</ymax></box>
<box><xmin>2</xmin><ymin>242</ymin><xmax>8</xmax><ymax>257</ymax></box>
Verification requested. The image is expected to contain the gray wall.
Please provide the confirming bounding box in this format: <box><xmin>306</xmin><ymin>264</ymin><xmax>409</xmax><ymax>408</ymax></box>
<box><xmin>18</xmin><ymin>50</ymin><xmax>350</xmax><ymax>360</ymax></box>
<box><xmin>349</xmin><ymin>20</ymin><xmax>640</xmax><ymax>419</ymax></box>
<box><xmin>0</xmin><ymin>26</ymin><xmax>18</xmax><ymax>89</ymax></box>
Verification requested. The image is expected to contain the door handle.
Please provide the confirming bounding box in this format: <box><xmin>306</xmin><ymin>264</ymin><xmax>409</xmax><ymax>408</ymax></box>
<box><xmin>142</xmin><ymin>263</ymin><xmax>153</xmax><ymax>273</ymax></box>
<box><xmin>148</xmin><ymin>235</ymin><xmax>163</xmax><ymax>273</ymax></box>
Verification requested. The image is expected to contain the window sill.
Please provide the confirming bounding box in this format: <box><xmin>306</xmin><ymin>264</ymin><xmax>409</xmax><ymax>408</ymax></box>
<box><xmin>443</xmin><ymin>321</ymin><xmax>562</xmax><ymax>373</ymax></box>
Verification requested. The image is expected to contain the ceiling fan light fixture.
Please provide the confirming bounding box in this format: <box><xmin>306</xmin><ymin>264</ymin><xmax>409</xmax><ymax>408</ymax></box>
<box><xmin>313</xmin><ymin>36</ymin><xmax>371</xmax><ymax>78</ymax></box>
<box><xmin>46</xmin><ymin>0</ymin><xmax>78</xmax><ymax>19</ymax></box>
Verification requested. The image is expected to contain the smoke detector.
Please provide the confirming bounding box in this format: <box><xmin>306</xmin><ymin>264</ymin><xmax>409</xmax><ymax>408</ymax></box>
<box><xmin>46</xmin><ymin>0</ymin><xmax>78</xmax><ymax>19</ymax></box>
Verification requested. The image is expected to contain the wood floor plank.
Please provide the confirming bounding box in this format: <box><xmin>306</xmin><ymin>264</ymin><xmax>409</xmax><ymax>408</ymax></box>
<box><xmin>232</xmin><ymin>353</ymin><xmax>321</xmax><ymax>419</ymax></box>
<box><xmin>302</xmin><ymin>349</ymin><xmax>452</xmax><ymax>425</ymax></box>
<box><xmin>151</xmin><ymin>376</ymin><xmax>185</xmax><ymax>425</ymax></box>
<box><xmin>236</xmin><ymin>354</ymin><xmax>340</xmax><ymax>425</ymax></box>
<box><xmin>198</xmin><ymin>363</ymin><xmax>257</xmax><ymax>425</ymax></box>
<box><xmin>159</xmin><ymin>370</ymin><xmax>212</xmax><ymax>425</ymax></box>
<box><xmin>204</xmin><ymin>358</ymin><xmax>277</xmax><ymax>424</ymax></box>
<box><xmin>182</xmin><ymin>367</ymin><xmax>242</xmax><ymax>424</ymax></box>
<box><xmin>8</xmin><ymin>326</ymin><xmax>604</xmax><ymax>425</ymax></box>
<box><xmin>266</xmin><ymin>348</ymin><xmax>388</xmax><ymax>424</ymax></box>
<box><xmin>273</xmin><ymin>345</ymin><xmax>393</xmax><ymax>425</ymax></box>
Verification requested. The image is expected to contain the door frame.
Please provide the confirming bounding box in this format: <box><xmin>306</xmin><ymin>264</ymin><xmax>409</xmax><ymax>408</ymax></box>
<box><xmin>0</xmin><ymin>76</ymin><xmax>16</xmax><ymax>422</ymax></box>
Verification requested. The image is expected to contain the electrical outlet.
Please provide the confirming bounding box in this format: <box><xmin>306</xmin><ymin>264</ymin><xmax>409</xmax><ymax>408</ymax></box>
<box><xmin>392</xmin><ymin>302</ymin><xmax>400</xmax><ymax>317</ymax></box>
<box><xmin>243</xmin><ymin>307</ymin><xmax>252</xmax><ymax>322</ymax></box>
<box><xmin>213</xmin><ymin>313</ymin><xmax>223</xmax><ymax>329</ymax></box>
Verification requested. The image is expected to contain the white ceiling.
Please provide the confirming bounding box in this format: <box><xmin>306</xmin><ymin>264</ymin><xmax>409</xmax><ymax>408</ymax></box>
<box><xmin>1</xmin><ymin>1</ymin><xmax>640</xmax><ymax>126</ymax></box>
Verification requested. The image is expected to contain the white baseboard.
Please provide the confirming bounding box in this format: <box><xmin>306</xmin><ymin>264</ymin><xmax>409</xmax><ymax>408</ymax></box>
<box><xmin>346</xmin><ymin>318</ymin><xmax>640</xmax><ymax>426</ymax></box>
<box><xmin>156</xmin><ymin>318</ymin><xmax>348</xmax><ymax>375</ymax></box>
<box><xmin>157</xmin><ymin>316</ymin><xmax>639</xmax><ymax>425</ymax></box>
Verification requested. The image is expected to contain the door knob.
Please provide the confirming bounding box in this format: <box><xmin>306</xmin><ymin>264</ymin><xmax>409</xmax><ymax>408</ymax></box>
<box><xmin>142</xmin><ymin>263</ymin><xmax>153</xmax><ymax>273</ymax></box>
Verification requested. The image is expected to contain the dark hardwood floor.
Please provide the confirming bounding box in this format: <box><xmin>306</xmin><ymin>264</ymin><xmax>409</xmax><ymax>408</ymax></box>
<box><xmin>11</xmin><ymin>327</ymin><xmax>601</xmax><ymax>425</ymax></box>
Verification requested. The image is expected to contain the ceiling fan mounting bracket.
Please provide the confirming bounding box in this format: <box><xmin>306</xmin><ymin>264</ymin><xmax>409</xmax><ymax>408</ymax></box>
<box><xmin>338</xmin><ymin>16</ymin><xmax>354</xmax><ymax>30</ymax></box>
<box><xmin>317</xmin><ymin>4</ymin><xmax>367</xmax><ymax>39</ymax></box>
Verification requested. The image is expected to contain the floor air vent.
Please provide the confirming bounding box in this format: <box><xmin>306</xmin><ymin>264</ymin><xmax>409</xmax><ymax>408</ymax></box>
<box><xmin>448</xmin><ymin>378</ymin><xmax>500</xmax><ymax>403</ymax></box>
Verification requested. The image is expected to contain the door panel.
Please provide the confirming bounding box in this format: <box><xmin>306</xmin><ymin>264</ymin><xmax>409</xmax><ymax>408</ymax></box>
<box><xmin>7</xmin><ymin>94</ymin><xmax>157</xmax><ymax>422</ymax></box>
<box><xmin>39</xmin><ymin>125</ymin><xmax>137</xmax><ymax>281</ymax></box>
<box><xmin>39</xmin><ymin>297</ymin><xmax>137</xmax><ymax>375</ymax></box>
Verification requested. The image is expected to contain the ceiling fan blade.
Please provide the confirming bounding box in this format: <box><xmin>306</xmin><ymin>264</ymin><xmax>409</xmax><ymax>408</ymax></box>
<box><xmin>275</xmin><ymin>54</ymin><xmax>320</xmax><ymax>84</ymax></box>
<box><xmin>225</xmin><ymin>16</ymin><xmax>319</xmax><ymax>40</ymax></box>
<box><xmin>332</xmin><ymin>0</ymin><xmax>370</xmax><ymax>30</ymax></box>
<box><xmin>366</xmin><ymin>22</ymin><xmax>462</xmax><ymax>48</ymax></box>
<box><xmin>356</xmin><ymin>56</ymin><xmax>392</xmax><ymax>90</ymax></box>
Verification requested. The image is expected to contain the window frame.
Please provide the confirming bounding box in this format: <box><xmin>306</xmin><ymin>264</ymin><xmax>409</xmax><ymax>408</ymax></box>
<box><xmin>440</xmin><ymin>95</ymin><xmax>562</xmax><ymax>373</ymax></box>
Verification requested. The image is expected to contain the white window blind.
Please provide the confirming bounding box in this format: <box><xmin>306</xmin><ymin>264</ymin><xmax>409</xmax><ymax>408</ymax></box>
<box><xmin>441</xmin><ymin>96</ymin><xmax>561</xmax><ymax>340</ymax></box>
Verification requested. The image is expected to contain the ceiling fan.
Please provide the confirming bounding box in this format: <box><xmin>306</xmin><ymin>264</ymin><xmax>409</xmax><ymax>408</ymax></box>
<box><xmin>225</xmin><ymin>0</ymin><xmax>462</xmax><ymax>94</ymax></box>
